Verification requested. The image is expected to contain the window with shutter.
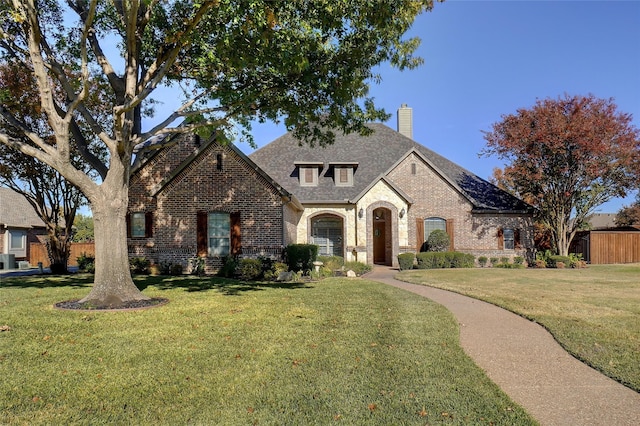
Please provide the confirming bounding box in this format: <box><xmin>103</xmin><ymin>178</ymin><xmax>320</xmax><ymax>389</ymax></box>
<box><xmin>208</xmin><ymin>213</ymin><xmax>231</xmax><ymax>256</ymax></box>
<box><xmin>131</xmin><ymin>212</ymin><xmax>146</xmax><ymax>238</ymax></box>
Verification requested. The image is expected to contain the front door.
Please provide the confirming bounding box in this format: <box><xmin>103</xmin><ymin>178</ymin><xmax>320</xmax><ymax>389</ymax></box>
<box><xmin>373</xmin><ymin>207</ymin><xmax>389</xmax><ymax>265</ymax></box>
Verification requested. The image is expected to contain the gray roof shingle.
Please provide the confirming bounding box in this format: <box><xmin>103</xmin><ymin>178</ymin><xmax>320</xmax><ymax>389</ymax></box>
<box><xmin>0</xmin><ymin>187</ymin><xmax>46</xmax><ymax>228</ymax></box>
<box><xmin>249</xmin><ymin>123</ymin><xmax>533</xmax><ymax>213</ymax></box>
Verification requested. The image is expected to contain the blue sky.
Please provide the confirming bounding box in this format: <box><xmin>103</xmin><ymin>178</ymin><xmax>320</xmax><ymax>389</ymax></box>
<box><xmin>151</xmin><ymin>0</ymin><xmax>640</xmax><ymax>213</ymax></box>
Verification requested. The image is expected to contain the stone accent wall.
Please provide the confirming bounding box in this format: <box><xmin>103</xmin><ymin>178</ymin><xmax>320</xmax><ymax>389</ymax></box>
<box><xmin>128</xmin><ymin>135</ymin><xmax>287</xmax><ymax>273</ymax></box>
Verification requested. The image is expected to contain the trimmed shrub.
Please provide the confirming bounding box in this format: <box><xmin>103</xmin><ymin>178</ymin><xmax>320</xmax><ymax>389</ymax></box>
<box><xmin>426</xmin><ymin>229</ymin><xmax>450</xmax><ymax>252</ymax></box>
<box><xmin>490</xmin><ymin>257</ymin><xmax>499</xmax><ymax>267</ymax></box>
<box><xmin>398</xmin><ymin>253</ymin><xmax>415</xmax><ymax>270</ymax></box>
<box><xmin>451</xmin><ymin>252</ymin><xmax>475</xmax><ymax>268</ymax></box>
<box><xmin>129</xmin><ymin>257</ymin><xmax>150</xmax><ymax>274</ymax></box>
<box><xmin>284</xmin><ymin>244</ymin><xmax>318</xmax><ymax>273</ymax></box>
<box><xmin>513</xmin><ymin>256</ymin><xmax>524</xmax><ymax>266</ymax></box>
<box><xmin>344</xmin><ymin>261</ymin><xmax>372</xmax><ymax>276</ymax></box>
<box><xmin>170</xmin><ymin>263</ymin><xmax>183</xmax><ymax>275</ymax></box>
<box><xmin>217</xmin><ymin>256</ymin><xmax>239</xmax><ymax>278</ymax></box>
<box><xmin>239</xmin><ymin>258</ymin><xmax>262</xmax><ymax>280</ymax></box>
<box><xmin>416</xmin><ymin>251</ymin><xmax>474</xmax><ymax>269</ymax></box>
<box><xmin>77</xmin><ymin>253</ymin><xmax>95</xmax><ymax>273</ymax></box>
<box><xmin>477</xmin><ymin>256</ymin><xmax>488</xmax><ymax>267</ymax></box>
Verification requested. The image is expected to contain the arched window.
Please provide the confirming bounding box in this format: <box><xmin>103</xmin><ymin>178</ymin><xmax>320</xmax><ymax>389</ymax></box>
<box><xmin>311</xmin><ymin>216</ymin><xmax>343</xmax><ymax>256</ymax></box>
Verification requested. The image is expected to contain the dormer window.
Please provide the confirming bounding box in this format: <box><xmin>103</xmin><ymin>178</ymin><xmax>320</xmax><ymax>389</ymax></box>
<box><xmin>329</xmin><ymin>162</ymin><xmax>358</xmax><ymax>187</ymax></box>
<box><xmin>295</xmin><ymin>161</ymin><xmax>323</xmax><ymax>187</ymax></box>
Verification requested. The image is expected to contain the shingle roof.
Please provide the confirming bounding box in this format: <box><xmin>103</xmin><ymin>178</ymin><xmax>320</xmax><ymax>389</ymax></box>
<box><xmin>249</xmin><ymin>123</ymin><xmax>533</xmax><ymax>213</ymax></box>
<box><xmin>0</xmin><ymin>187</ymin><xmax>46</xmax><ymax>228</ymax></box>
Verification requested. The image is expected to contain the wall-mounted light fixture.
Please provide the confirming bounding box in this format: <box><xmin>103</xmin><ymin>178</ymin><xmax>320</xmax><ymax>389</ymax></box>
<box><xmin>358</xmin><ymin>208</ymin><xmax>364</xmax><ymax>218</ymax></box>
<box><xmin>399</xmin><ymin>207</ymin><xmax>405</xmax><ymax>218</ymax></box>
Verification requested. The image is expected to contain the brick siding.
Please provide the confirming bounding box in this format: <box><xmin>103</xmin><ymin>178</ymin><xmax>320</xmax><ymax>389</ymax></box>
<box><xmin>388</xmin><ymin>153</ymin><xmax>534</xmax><ymax>263</ymax></box>
<box><xmin>128</xmin><ymin>135</ymin><xmax>287</xmax><ymax>273</ymax></box>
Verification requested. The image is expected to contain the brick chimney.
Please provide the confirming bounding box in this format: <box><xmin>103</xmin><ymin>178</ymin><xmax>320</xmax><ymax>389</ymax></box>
<box><xmin>397</xmin><ymin>104</ymin><xmax>413</xmax><ymax>139</ymax></box>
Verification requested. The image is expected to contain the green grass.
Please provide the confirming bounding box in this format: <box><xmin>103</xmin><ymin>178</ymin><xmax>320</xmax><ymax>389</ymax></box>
<box><xmin>0</xmin><ymin>273</ymin><xmax>535</xmax><ymax>425</ymax></box>
<box><xmin>397</xmin><ymin>264</ymin><xmax>640</xmax><ymax>392</ymax></box>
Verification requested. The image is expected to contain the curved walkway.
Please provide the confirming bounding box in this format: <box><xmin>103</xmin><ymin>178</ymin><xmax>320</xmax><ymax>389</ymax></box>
<box><xmin>367</xmin><ymin>266</ymin><xmax>640</xmax><ymax>426</ymax></box>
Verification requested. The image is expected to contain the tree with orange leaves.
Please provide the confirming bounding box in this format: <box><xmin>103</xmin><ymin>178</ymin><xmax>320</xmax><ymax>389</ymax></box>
<box><xmin>483</xmin><ymin>94</ymin><xmax>640</xmax><ymax>256</ymax></box>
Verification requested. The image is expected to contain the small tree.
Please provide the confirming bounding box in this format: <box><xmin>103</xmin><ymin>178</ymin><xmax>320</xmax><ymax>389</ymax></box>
<box><xmin>616</xmin><ymin>193</ymin><xmax>640</xmax><ymax>227</ymax></box>
<box><xmin>483</xmin><ymin>94</ymin><xmax>640</xmax><ymax>256</ymax></box>
<box><xmin>427</xmin><ymin>229</ymin><xmax>450</xmax><ymax>252</ymax></box>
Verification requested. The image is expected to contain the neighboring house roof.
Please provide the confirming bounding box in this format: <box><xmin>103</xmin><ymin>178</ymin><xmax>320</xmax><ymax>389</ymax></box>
<box><xmin>249</xmin><ymin>123</ymin><xmax>533</xmax><ymax>213</ymax></box>
<box><xmin>587</xmin><ymin>213</ymin><xmax>618</xmax><ymax>230</ymax></box>
<box><xmin>0</xmin><ymin>187</ymin><xmax>46</xmax><ymax>228</ymax></box>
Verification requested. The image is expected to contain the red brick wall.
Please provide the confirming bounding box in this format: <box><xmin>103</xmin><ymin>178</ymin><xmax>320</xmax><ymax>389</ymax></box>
<box><xmin>128</xmin><ymin>134</ymin><xmax>286</xmax><ymax>273</ymax></box>
<box><xmin>388</xmin><ymin>152</ymin><xmax>534</xmax><ymax>262</ymax></box>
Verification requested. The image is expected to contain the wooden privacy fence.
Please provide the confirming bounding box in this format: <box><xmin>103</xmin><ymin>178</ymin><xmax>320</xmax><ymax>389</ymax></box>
<box><xmin>29</xmin><ymin>243</ymin><xmax>95</xmax><ymax>267</ymax></box>
<box><xmin>572</xmin><ymin>230</ymin><xmax>640</xmax><ymax>264</ymax></box>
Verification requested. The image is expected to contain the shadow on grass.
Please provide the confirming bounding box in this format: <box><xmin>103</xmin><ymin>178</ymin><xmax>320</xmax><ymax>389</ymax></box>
<box><xmin>138</xmin><ymin>275</ymin><xmax>312</xmax><ymax>296</ymax></box>
<box><xmin>0</xmin><ymin>273</ymin><xmax>93</xmax><ymax>289</ymax></box>
<box><xmin>1</xmin><ymin>274</ymin><xmax>311</xmax><ymax>296</ymax></box>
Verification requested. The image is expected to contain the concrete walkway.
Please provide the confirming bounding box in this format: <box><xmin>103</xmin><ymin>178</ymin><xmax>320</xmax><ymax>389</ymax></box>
<box><xmin>366</xmin><ymin>266</ymin><xmax>640</xmax><ymax>426</ymax></box>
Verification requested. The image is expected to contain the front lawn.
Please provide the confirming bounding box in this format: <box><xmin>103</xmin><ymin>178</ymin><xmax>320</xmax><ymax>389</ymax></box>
<box><xmin>0</xmin><ymin>274</ymin><xmax>535</xmax><ymax>425</ymax></box>
<box><xmin>397</xmin><ymin>264</ymin><xmax>640</xmax><ymax>392</ymax></box>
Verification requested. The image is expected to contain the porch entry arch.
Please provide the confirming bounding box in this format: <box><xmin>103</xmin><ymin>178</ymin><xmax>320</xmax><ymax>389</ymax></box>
<box><xmin>366</xmin><ymin>201</ymin><xmax>399</xmax><ymax>267</ymax></box>
<box><xmin>308</xmin><ymin>212</ymin><xmax>346</xmax><ymax>257</ymax></box>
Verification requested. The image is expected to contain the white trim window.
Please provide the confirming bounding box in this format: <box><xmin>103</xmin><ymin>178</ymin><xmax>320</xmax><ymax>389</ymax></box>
<box><xmin>208</xmin><ymin>213</ymin><xmax>231</xmax><ymax>256</ymax></box>
<box><xmin>503</xmin><ymin>228</ymin><xmax>515</xmax><ymax>250</ymax></box>
<box><xmin>424</xmin><ymin>217</ymin><xmax>446</xmax><ymax>240</ymax></box>
<box><xmin>8</xmin><ymin>229</ymin><xmax>27</xmax><ymax>257</ymax></box>
<box><xmin>299</xmin><ymin>166</ymin><xmax>319</xmax><ymax>186</ymax></box>
<box><xmin>311</xmin><ymin>216</ymin><xmax>343</xmax><ymax>256</ymax></box>
<box><xmin>131</xmin><ymin>212</ymin><xmax>146</xmax><ymax>238</ymax></box>
<box><xmin>334</xmin><ymin>166</ymin><xmax>354</xmax><ymax>187</ymax></box>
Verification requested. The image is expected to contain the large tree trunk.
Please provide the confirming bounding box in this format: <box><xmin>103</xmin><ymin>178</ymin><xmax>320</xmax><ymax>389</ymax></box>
<box><xmin>78</xmin><ymin>185</ymin><xmax>149</xmax><ymax>307</ymax></box>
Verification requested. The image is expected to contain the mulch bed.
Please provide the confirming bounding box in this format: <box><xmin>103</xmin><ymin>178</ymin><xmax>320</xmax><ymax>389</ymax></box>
<box><xmin>54</xmin><ymin>298</ymin><xmax>169</xmax><ymax>312</ymax></box>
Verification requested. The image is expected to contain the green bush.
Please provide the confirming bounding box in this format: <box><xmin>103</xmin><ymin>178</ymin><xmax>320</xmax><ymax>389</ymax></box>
<box><xmin>170</xmin><ymin>263</ymin><xmax>183</xmax><ymax>275</ymax></box>
<box><xmin>217</xmin><ymin>256</ymin><xmax>238</xmax><ymax>278</ymax></box>
<box><xmin>76</xmin><ymin>252</ymin><xmax>95</xmax><ymax>273</ymax></box>
<box><xmin>284</xmin><ymin>244</ymin><xmax>318</xmax><ymax>273</ymax></box>
<box><xmin>129</xmin><ymin>257</ymin><xmax>150</xmax><ymax>274</ymax></box>
<box><xmin>264</xmin><ymin>261</ymin><xmax>289</xmax><ymax>281</ymax></box>
<box><xmin>159</xmin><ymin>261</ymin><xmax>173</xmax><ymax>275</ymax></box>
<box><xmin>477</xmin><ymin>256</ymin><xmax>488</xmax><ymax>267</ymax></box>
<box><xmin>398</xmin><ymin>253</ymin><xmax>415</xmax><ymax>270</ymax></box>
<box><xmin>490</xmin><ymin>257</ymin><xmax>499</xmax><ymax>266</ymax></box>
<box><xmin>344</xmin><ymin>261</ymin><xmax>372</xmax><ymax>276</ymax></box>
<box><xmin>416</xmin><ymin>252</ymin><xmax>475</xmax><ymax>269</ymax></box>
<box><xmin>317</xmin><ymin>255</ymin><xmax>344</xmax><ymax>272</ymax></box>
<box><xmin>548</xmin><ymin>255</ymin><xmax>571</xmax><ymax>268</ymax></box>
<box><xmin>451</xmin><ymin>252</ymin><xmax>475</xmax><ymax>268</ymax></box>
<box><xmin>427</xmin><ymin>229</ymin><xmax>450</xmax><ymax>252</ymax></box>
<box><xmin>239</xmin><ymin>258</ymin><xmax>262</xmax><ymax>280</ymax></box>
<box><xmin>513</xmin><ymin>256</ymin><xmax>524</xmax><ymax>266</ymax></box>
<box><xmin>188</xmin><ymin>256</ymin><xmax>205</xmax><ymax>276</ymax></box>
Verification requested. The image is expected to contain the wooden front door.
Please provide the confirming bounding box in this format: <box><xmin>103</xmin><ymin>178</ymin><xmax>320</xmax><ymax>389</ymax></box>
<box><xmin>373</xmin><ymin>220</ymin><xmax>386</xmax><ymax>264</ymax></box>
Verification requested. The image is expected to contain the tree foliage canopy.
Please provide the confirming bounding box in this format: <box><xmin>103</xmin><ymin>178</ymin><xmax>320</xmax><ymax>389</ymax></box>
<box><xmin>483</xmin><ymin>94</ymin><xmax>640</xmax><ymax>255</ymax></box>
<box><xmin>616</xmin><ymin>193</ymin><xmax>640</xmax><ymax>227</ymax></box>
<box><xmin>0</xmin><ymin>0</ymin><xmax>438</xmax><ymax>306</ymax></box>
